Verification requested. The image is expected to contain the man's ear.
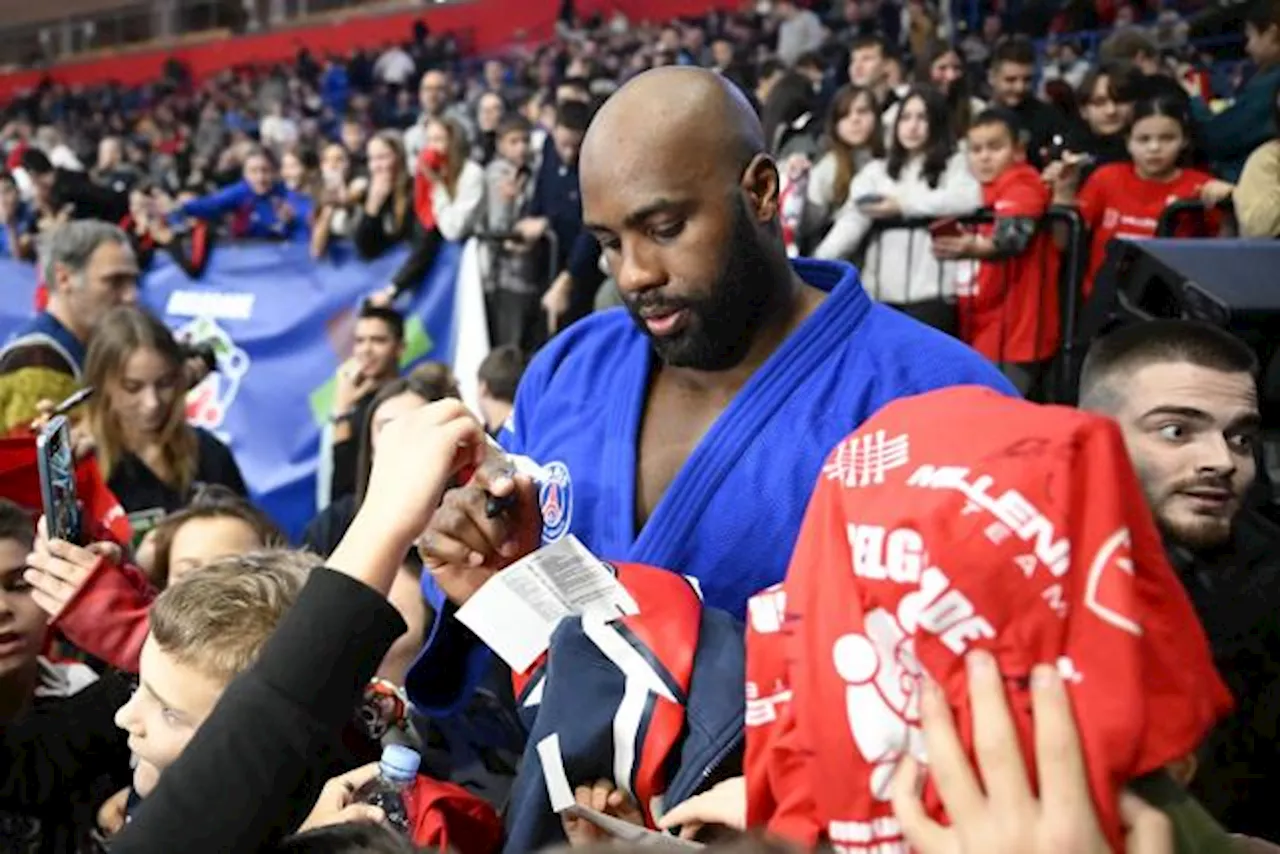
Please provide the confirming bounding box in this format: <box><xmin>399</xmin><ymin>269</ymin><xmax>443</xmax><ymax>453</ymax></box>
<box><xmin>49</xmin><ymin>262</ymin><xmax>69</xmax><ymax>296</ymax></box>
<box><xmin>740</xmin><ymin>154</ymin><xmax>780</xmax><ymax>223</ymax></box>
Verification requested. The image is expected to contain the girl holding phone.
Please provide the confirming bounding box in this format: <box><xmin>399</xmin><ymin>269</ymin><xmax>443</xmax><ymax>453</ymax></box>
<box><xmin>814</xmin><ymin>87</ymin><xmax>982</xmax><ymax>334</ymax></box>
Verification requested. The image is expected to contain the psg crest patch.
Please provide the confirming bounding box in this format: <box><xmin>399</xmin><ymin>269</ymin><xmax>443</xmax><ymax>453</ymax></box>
<box><xmin>539</xmin><ymin>461</ymin><xmax>574</xmax><ymax>543</ymax></box>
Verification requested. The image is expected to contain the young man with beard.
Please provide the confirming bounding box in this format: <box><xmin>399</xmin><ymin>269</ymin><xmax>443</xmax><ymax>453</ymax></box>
<box><xmin>1079</xmin><ymin>320</ymin><xmax>1280</xmax><ymax>841</ymax></box>
<box><xmin>407</xmin><ymin>67</ymin><xmax>1015</xmax><ymax>715</ymax></box>
<box><xmin>327</xmin><ymin>305</ymin><xmax>405</xmax><ymax>503</ymax></box>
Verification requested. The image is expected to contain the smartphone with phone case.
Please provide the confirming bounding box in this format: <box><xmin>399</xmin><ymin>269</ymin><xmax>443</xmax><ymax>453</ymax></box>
<box><xmin>36</xmin><ymin>416</ymin><xmax>82</xmax><ymax>545</ymax></box>
<box><xmin>929</xmin><ymin>216</ymin><xmax>966</xmax><ymax>239</ymax></box>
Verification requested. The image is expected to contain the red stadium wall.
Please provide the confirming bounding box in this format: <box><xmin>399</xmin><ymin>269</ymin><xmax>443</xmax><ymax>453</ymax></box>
<box><xmin>0</xmin><ymin>0</ymin><xmax>727</xmax><ymax>101</ymax></box>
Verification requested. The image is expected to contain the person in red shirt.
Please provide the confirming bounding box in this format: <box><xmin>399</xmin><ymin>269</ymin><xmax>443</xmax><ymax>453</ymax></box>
<box><xmin>739</xmin><ymin>387</ymin><xmax>1229</xmax><ymax>852</ymax></box>
<box><xmin>934</xmin><ymin>108</ymin><xmax>1059</xmax><ymax>397</ymax></box>
<box><xmin>1049</xmin><ymin>94</ymin><xmax>1220</xmax><ymax>295</ymax></box>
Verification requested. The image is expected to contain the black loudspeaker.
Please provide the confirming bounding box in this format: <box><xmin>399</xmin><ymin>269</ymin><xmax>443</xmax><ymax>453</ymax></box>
<box><xmin>1078</xmin><ymin>238</ymin><xmax>1280</xmax><ymax>415</ymax></box>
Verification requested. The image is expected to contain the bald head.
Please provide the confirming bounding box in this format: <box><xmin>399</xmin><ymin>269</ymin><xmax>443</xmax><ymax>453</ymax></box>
<box><xmin>577</xmin><ymin>67</ymin><xmax>796</xmax><ymax>374</ymax></box>
<box><xmin>582</xmin><ymin>67</ymin><xmax>765</xmax><ymax>183</ymax></box>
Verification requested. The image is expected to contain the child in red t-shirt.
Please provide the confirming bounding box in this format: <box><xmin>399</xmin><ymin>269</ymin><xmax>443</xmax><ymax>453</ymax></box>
<box><xmin>1050</xmin><ymin>94</ymin><xmax>1221</xmax><ymax>295</ymax></box>
<box><xmin>933</xmin><ymin>108</ymin><xmax>1059</xmax><ymax>396</ymax></box>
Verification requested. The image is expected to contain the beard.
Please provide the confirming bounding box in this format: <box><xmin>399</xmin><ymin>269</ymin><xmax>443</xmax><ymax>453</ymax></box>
<box><xmin>1155</xmin><ymin>498</ymin><xmax>1236</xmax><ymax>550</ymax></box>
<box><xmin>1146</xmin><ymin>476</ymin><xmax>1240</xmax><ymax>551</ymax></box>
<box><xmin>621</xmin><ymin>197</ymin><xmax>782</xmax><ymax>372</ymax></box>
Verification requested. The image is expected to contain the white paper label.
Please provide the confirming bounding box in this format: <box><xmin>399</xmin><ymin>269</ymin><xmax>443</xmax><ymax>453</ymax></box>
<box><xmin>456</xmin><ymin>535</ymin><xmax>639</xmax><ymax>672</ymax></box>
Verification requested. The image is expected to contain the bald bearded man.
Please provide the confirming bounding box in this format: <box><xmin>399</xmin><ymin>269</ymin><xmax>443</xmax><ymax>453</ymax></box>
<box><xmin>407</xmin><ymin>68</ymin><xmax>1014</xmax><ymax>714</ymax></box>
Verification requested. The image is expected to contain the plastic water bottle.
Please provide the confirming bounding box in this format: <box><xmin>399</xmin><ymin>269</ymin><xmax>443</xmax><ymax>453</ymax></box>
<box><xmin>353</xmin><ymin>744</ymin><xmax>420</xmax><ymax>836</ymax></box>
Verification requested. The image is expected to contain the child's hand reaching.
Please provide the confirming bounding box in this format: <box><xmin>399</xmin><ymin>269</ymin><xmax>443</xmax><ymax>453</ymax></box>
<box><xmin>658</xmin><ymin>776</ymin><xmax>746</xmax><ymax>840</ymax></box>
<box><xmin>330</xmin><ymin>400</ymin><xmax>487</xmax><ymax>595</ymax></box>
<box><xmin>360</xmin><ymin>399</ymin><xmax>487</xmax><ymax>545</ymax></box>
<box><xmin>1199</xmin><ymin>179</ymin><xmax>1234</xmax><ymax>207</ymax></box>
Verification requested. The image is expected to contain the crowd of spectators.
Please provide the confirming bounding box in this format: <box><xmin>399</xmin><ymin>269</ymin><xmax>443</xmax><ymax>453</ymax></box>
<box><xmin>0</xmin><ymin>0</ymin><xmax>1275</xmax><ymax>352</ymax></box>
<box><xmin>0</xmin><ymin>0</ymin><xmax>1278</xmax><ymax>852</ymax></box>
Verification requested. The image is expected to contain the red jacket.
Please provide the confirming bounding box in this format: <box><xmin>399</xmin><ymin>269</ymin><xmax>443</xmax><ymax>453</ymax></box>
<box><xmin>958</xmin><ymin>163</ymin><xmax>1060</xmax><ymax>364</ymax></box>
<box><xmin>414</xmin><ymin>148</ymin><xmax>443</xmax><ymax>232</ymax></box>
<box><xmin>745</xmin><ymin>386</ymin><xmax>1231</xmax><ymax>851</ymax></box>
<box><xmin>407</xmin><ymin>775</ymin><xmax>502</xmax><ymax>852</ymax></box>
<box><xmin>54</xmin><ymin>556</ymin><xmax>154</xmax><ymax>673</ymax></box>
<box><xmin>0</xmin><ymin>437</ymin><xmax>131</xmax><ymax>546</ymax></box>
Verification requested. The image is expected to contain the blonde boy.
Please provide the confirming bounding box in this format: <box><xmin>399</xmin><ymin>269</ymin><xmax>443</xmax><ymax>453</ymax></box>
<box><xmin>114</xmin><ymin>551</ymin><xmax>312</xmax><ymax>797</ymax></box>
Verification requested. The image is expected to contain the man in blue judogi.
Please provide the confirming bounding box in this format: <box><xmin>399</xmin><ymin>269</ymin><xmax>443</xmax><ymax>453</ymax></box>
<box><xmin>407</xmin><ymin>67</ymin><xmax>1016</xmax><ymax>716</ymax></box>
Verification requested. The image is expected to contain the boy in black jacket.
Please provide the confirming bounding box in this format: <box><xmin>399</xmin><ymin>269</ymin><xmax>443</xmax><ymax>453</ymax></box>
<box><xmin>0</xmin><ymin>498</ymin><xmax>131</xmax><ymax>853</ymax></box>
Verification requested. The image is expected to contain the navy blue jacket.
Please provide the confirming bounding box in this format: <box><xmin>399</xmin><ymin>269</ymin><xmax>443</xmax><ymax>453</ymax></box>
<box><xmin>502</xmin><ymin>566</ymin><xmax>744</xmax><ymax>853</ymax></box>
<box><xmin>528</xmin><ymin>136</ymin><xmax>601</xmax><ymax>285</ymax></box>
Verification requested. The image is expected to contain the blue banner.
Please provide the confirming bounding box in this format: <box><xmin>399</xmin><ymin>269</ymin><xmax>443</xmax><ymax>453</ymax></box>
<box><xmin>0</xmin><ymin>241</ymin><xmax>462</xmax><ymax>540</ymax></box>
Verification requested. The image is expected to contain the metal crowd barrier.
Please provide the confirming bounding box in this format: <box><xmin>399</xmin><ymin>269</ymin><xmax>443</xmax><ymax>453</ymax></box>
<box><xmin>472</xmin><ymin>227</ymin><xmax>560</xmax><ymax>349</ymax></box>
<box><xmin>472</xmin><ymin>228</ymin><xmax>560</xmax><ymax>293</ymax></box>
<box><xmin>849</xmin><ymin>205</ymin><xmax>1087</xmax><ymax>404</ymax></box>
<box><xmin>1155</xmin><ymin>197</ymin><xmax>1236</xmax><ymax>238</ymax></box>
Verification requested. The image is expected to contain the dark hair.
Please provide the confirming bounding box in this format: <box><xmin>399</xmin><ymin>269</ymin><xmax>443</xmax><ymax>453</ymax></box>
<box><xmin>968</xmin><ymin>106</ymin><xmax>1025</xmax><ymax>144</ymax></box>
<box><xmin>0</xmin><ymin>499</ymin><xmax>33</xmax><ymax>551</ymax></box>
<box><xmin>19</xmin><ymin>149</ymin><xmax>52</xmax><ymax>176</ymax></box>
<box><xmin>557</xmin><ymin>76</ymin><xmax>592</xmax><ymax>102</ymax></box>
<box><xmin>824</xmin><ymin>85</ymin><xmax>884</xmax><ymax>207</ymax></box>
<box><xmin>478</xmin><ymin>345</ymin><xmax>528</xmax><ymax>403</ymax></box>
<box><xmin>149</xmin><ymin>486</ymin><xmax>285</xmax><ymax>588</ymax></box>
<box><xmin>408</xmin><ymin>361</ymin><xmax>461</xmax><ymax>401</ymax></box>
<box><xmin>1079</xmin><ymin>320</ymin><xmax>1259</xmax><ymax>409</ymax></box>
<box><xmin>496</xmin><ymin>113</ymin><xmax>532</xmax><ymax>139</ymax></box>
<box><xmin>920</xmin><ymin>42</ymin><xmax>977</xmax><ymax>135</ymax></box>
<box><xmin>1246</xmin><ymin>0</ymin><xmax>1280</xmax><ymax>34</ymax></box>
<box><xmin>242</xmin><ymin>144</ymin><xmax>277</xmax><ymax>169</ymax></box>
<box><xmin>991</xmin><ymin>35</ymin><xmax>1036</xmax><ymax>69</ymax></box>
<box><xmin>1076</xmin><ymin>60</ymin><xmax>1142</xmax><ymax>112</ymax></box>
<box><xmin>1128</xmin><ymin>94</ymin><xmax>1193</xmax><ymax>157</ymax></box>
<box><xmin>356</xmin><ymin>303</ymin><xmax>405</xmax><ymax>342</ymax></box>
<box><xmin>0</xmin><ymin>170</ymin><xmax>16</xmax><ymax>187</ymax></box>
<box><xmin>887</xmin><ymin>86</ymin><xmax>955</xmax><ymax>188</ymax></box>
<box><xmin>851</xmin><ymin>34</ymin><xmax>888</xmax><ymax>56</ymax></box>
<box><xmin>354</xmin><ymin>374</ymin><xmax>459</xmax><ymax>506</ymax></box>
<box><xmin>757</xmin><ymin>57</ymin><xmax>786</xmax><ymax>84</ymax></box>
<box><xmin>555</xmin><ymin>99</ymin><xmax>592</xmax><ymax>133</ymax></box>
<box><xmin>1043</xmin><ymin>78</ymin><xmax>1078</xmax><ymax>118</ymax></box>
<box><xmin>1099</xmin><ymin>27</ymin><xmax>1159</xmax><ymax>64</ymax></box>
<box><xmin>794</xmin><ymin>50</ymin><xmax>824</xmax><ymax>72</ymax></box>
<box><xmin>761</xmin><ymin>71</ymin><xmax>816</xmax><ymax>153</ymax></box>
<box><xmin>276</xmin><ymin>821</ymin><xmax>415</xmax><ymax>853</ymax></box>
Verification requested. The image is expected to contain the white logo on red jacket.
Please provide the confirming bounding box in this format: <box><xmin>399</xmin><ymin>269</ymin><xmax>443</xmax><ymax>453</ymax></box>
<box><xmin>824</xmin><ymin>431</ymin><xmax>910</xmax><ymax>489</ymax></box>
<box><xmin>831</xmin><ymin>607</ymin><xmax>923</xmax><ymax>802</ymax></box>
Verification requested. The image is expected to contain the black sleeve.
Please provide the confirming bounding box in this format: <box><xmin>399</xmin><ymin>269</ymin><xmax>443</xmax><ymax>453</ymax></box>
<box><xmin>0</xmin><ymin>671</ymin><xmax>133</xmax><ymax>808</ymax></box>
<box><xmin>112</xmin><ymin>569</ymin><xmax>407</xmax><ymax>854</ymax></box>
<box><xmin>390</xmin><ymin>224</ymin><xmax>444</xmax><ymax>295</ymax></box>
<box><xmin>990</xmin><ymin>215</ymin><xmax>1039</xmax><ymax>257</ymax></box>
<box><xmin>197</xmin><ymin>430</ymin><xmax>247</xmax><ymax>497</ymax></box>
<box><xmin>330</xmin><ymin>394</ymin><xmax>370</xmax><ymax>504</ymax></box>
<box><xmin>329</xmin><ymin>439</ymin><xmax>358</xmax><ymax>503</ymax></box>
<box><xmin>352</xmin><ymin>206</ymin><xmax>395</xmax><ymax>260</ymax></box>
